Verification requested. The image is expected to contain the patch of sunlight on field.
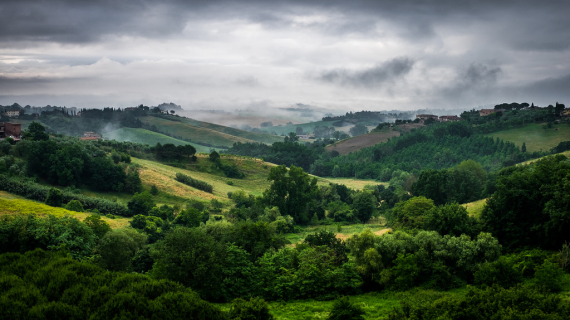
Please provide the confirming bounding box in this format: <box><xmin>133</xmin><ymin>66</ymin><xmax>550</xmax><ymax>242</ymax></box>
<box><xmin>483</xmin><ymin>123</ymin><xmax>570</xmax><ymax>153</ymax></box>
<box><xmin>463</xmin><ymin>198</ymin><xmax>487</xmax><ymax>218</ymax></box>
<box><xmin>324</xmin><ymin>178</ymin><xmax>388</xmax><ymax>190</ymax></box>
<box><xmin>0</xmin><ymin>198</ymin><xmax>129</xmax><ymax>229</ymax></box>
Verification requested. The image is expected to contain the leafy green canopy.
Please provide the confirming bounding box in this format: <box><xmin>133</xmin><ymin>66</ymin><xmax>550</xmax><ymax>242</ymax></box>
<box><xmin>0</xmin><ymin>249</ymin><xmax>227</xmax><ymax>320</ymax></box>
<box><xmin>482</xmin><ymin>154</ymin><xmax>570</xmax><ymax>250</ymax></box>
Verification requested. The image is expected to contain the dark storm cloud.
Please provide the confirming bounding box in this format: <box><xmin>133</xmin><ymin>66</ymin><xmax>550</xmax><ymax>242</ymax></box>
<box><xmin>2</xmin><ymin>0</ymin><xmax>569</xmax><ymax>47</ymax></box>
<box><xmin>318</xmin><ymin>58</ymin><xmax>414</xmax><ymax>88</ymax></box>
<box><xmin>519</xmin><ymin>73</ymin><xmax>570</xmax><ymax>98</ymax></box>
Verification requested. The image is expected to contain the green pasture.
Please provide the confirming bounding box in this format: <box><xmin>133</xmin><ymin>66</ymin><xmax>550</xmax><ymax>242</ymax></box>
<box><xmin>483</xmin><ymin>122</ymin><xmax>570</xmax><ymax>153</ymax></box>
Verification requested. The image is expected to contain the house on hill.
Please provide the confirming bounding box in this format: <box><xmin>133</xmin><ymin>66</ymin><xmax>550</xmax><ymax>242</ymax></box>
<box><xmin>439</xmin><ymin>115</ymin><xmax>461</xmax><ymax>122</ymax></box>
<box><xmin>416</xmin><ymin>114</ymin><xmax>438</xmax><ymax>122</ymax></box>
<box><xmin>2</xmin><ymin>110</ymin><xmax>20</xmax><ymax>118</ymax></box>
<box><xmin>0</xmin><ymin>122</ymin><xmax>22</xmax><ymax>141</ymax></box>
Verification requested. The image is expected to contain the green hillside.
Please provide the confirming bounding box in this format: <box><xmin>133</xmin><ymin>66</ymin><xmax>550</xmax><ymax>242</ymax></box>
<box><xmin>176</xmin><ymin>116</ymin><xmax>284</xmax><ymax>144</ymax></box>
<box><xmin>140</xmin><ymin>116</ymin><xmax>263</xmax><ymax>147</ymax></box>
<box><xmin>103</xmin><ymin>127</ymin><xmax>214</xmax><ymax>153</ymax></box>
<box><xmin>483</xmin><ymin>122</ymin><xmax>570</xmax><ymax>152</ymax></box>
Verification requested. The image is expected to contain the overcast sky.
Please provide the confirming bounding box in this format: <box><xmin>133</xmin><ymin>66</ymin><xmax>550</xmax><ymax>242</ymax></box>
<box><xmin>0</xmin><ymin>0</ymin><xmax>569</xmax><ymax>111</ymax></box>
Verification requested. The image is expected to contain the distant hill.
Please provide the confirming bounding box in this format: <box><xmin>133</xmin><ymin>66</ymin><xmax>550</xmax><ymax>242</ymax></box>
<box><xmin>103</xmin><ymin>127</ymin><xmax>215</xmax><ymax>153</ymax></box>
<box><xmin>140</xmin><ymin>116</ymin><xmax>283</xmax><ymax>148</ymax></box>
<box><xmin>327</xmin><ymin>129</ymin><xmax>400</xmax><ymax>155</ymax></box>
<box><xmin>156</xmin><ymin>102</ymin><xmax>183</xmax><ymax>111</ymax></box>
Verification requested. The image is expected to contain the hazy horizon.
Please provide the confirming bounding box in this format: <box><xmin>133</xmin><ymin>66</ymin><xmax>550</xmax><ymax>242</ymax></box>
<box><xmin>1</xmin><ymin>0</ymin><xmax>569</xmax><ymax>111</ymax></box>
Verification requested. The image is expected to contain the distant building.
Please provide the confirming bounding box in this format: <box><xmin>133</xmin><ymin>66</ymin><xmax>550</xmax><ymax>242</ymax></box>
<box><xmin>0</xmin><ymin>122</ymin><xmax>22</xmax><ymax>141</ymax></box>
<box><xmin>479</xmin><ymin>109</ymin><xmax>505</xmax><ymax>116</ymax></box>
<box><xmin>439</xmin><ymin>115</ymin><xmax>461</xmax><ymax>122</ymax></box>
<box><xmin>3</xmin><ymin>110</ymin><xmax>20</xmax><ymax>118</ymax></box>
<box><xmin>416</xmin><ymin>114</ymin><xmax>438</xmax><ymax>121</ymax></box>
<box><xmin>80</xmin><ymin>132</ymin><xmax>101</xmax><ymax>140</ymax></box>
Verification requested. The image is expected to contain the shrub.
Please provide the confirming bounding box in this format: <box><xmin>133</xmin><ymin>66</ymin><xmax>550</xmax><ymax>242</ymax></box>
<box><xmin>327</xmin><ymin>296</ymin><xmax>365</xmax><ymax>320</ymax></box>
<box><xmin>64</xmin><ymin>200</ymin><xmax>84</xmax><ymax>212</ymax></box>
<box><xmin>229</xmin><ymin>297</ymin><xmax>274</xmax><ymax>320</ymax></box>
<box><xmin>45</xmin><ymin>188</ymin><xmax>63</xmax><ymax>207</ymax></box>
<box><xmin>175</xmin><ymin>172</ymin><xmax>213</xmax><ymax>193</ymax></box>
<box><xmin>150</xmin><ymin>184</ymin><xmax>159</xmax><ymax>196</ymax></box>
<box><xmin>533</xmin><ymin>260</ymin><xmax>566</xmax><ymax>292</ymax></box>
<box><xmin>474</xmin><ymin>257</ymin><xmax>523</xmax><ymax>288</ymax></box>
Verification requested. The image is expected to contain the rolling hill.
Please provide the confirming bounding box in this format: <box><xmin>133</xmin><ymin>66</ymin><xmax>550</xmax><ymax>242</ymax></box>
<box><xmin>103</xmin><ymin>127</ymin><xmax>214</xmax><ymax>153</ymax></box>
<box><xmin>140</xmin><ymin>115</ymin><xmax>283</xmax><ymax>147</ymax></box>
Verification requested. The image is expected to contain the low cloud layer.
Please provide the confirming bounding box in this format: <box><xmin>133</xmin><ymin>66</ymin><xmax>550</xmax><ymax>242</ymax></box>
<box><xmin>0</xmin><ymin>0</ymin><xmax>569</xmax><ymax>110</ymax></box>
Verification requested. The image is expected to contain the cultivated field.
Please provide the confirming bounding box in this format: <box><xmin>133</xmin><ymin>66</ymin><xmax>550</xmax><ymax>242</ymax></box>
<box><xmin>483</xmin><ymin>123</ymin><xmax>570</xmax><ymax>153</ymax></box>
<box><xmin>326</xmin><ymin>128</ymin><xmax>400</xmax><ymax>155</ymax></box>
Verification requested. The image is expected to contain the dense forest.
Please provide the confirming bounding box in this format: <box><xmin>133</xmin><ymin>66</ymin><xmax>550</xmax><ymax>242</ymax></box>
<box><xmin>1</xmin><ymin>104</ymin><xmax>570</xmax><ymax>318</ymax></box>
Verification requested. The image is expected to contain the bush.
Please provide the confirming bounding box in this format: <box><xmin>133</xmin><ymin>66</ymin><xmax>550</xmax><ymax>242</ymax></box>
<box><xmin>0</xmin><ymin>175</ymin><xmax>128</xmax><ymax>216</ymax></box>
<box><xmin>175</xmin><ymin>172</ymin><xmax>213</xmax><ymax>193</ymax></box>
<box><xmin>150</xmin><ymin>184</ymin><xmax>159</xmax><ymax>195</ymax></box>
<box><xmin>45</xmin><ymin>188</ymin><xmax>64</xmax><ymax>207</ymax></box>
<box><xmin>229</xmin><ymin>297</ymin><xmax>274</xmax><ymax>320</ymax></box>
<box><xmin>533</xmin><ymin>260</ymin><xmax>566</xmax><ymax>292</ymax></box>
<box><xmin>64</xmin><ymin>200</ymin><xmax>84</xmax><ymax>212</ymax></box>
<box><xmin>327</xmin><ymin>296</ymin><xmax>365</xmax><ymax>320</ymax></box>
<box><xmin>474</xmin><ymin>257</ymin><xmax>523</xmax><ymax>288</ymax></box>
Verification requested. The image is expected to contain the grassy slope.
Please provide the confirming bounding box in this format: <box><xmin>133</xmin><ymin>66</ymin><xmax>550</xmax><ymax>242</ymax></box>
<box><xmin>0</xmin><ymin>198</ymin><xmax>130</xmax><ymax>229</ymax></box>
<box><xmin>140</xmin><ymin>116</ymin><xmax>261</xmax><ymax>147</ymax></box>
<box><xmin>483</xmin><ymin>123</ymin><xmax>570</xmax><ymax>152</ymax></box>
<box><xmin>132</xmin><ymin>155</ymin><xmax>276</xmax><ymax>205</ymax></box>
<box><xmin>103</xmin><ymin>127</ymin><xmax>213</xmax><ymax>153</ymax></box>
<box><xmin>324</xmin><ymin>178</ymin><xmax>388</xmax><ymax>190</ymax></box>
<box><xmin>177</xmin><ymin>117</ymin><xmax>284</xmax><ymax>145</ymax></box>
<box><xmin>463</xmin><ymin>198</ymin><xmax>487</xmax><ymax>218</ymax></box>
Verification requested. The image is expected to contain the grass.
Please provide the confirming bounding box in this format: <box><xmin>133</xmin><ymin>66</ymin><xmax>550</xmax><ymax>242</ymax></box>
<box><xmin>103</xmin><ymin>127</ymin><xmax>214</xmax><ymax>153</ymax></box>
<box><xmin>483</xmin><ymin>122</ymin><xmax>570</xmax><ymax>153</ymax></box>
<box><xmin>285</xmin><ymin>218</ymin><xmax>389</xmax><ymax>244</ymax></box>
<box><xmin>324</xmin><ymin>178</ymin><xmax>388</xmax><ymax>190</ymax></box>
<box><xmin>217</xmin><ymin>287</ymin><xmax>471</xmax><ymax>320</ymax></box>
<box><xmin>132</xmin><ymin>155</ymin><xmax>276</xmax><ymax>205</ymax></box>
<box><xmin>0</xmin><ymin>198</ymin><xmax>130</xmax><ymax>229</ymax></box>
<box><xmin>139</xmin><ymin>116</ymin><xmax>262</xmax><ymax>148</ymax></box>
<box><xmin>463</xmin><ymin>198</ymin><xmax>487</xmax><ymax>218</ymax></box>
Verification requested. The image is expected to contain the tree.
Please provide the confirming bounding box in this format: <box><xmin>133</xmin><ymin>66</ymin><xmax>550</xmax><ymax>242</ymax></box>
<box><xmin>152</xmin><ymin>228</ymin><xmax>228</xmax><ymax>301</ymax></box>
<box><xmin>95</xmin><ymin>229</ymin><xmax>146</xmax><ymax>271</ymax></box>
<box><xmin>45</xmin><ymin>188</ymin><xmax>64</xmax><ymax>207</ymax></box>
<box><xmin>390</xmin><ymin>196</ymin><xmax>435</xmax><ymax>229</ymax></box>
<box><xmin>127</xmin><ymin>191</ymin><xmax>156</xmax><ymax>217</ymax></box>
<box><xmin>351</xmin><ymin>191</ymin><xmax>377</xmax><ymax>223</ymax></box>
<box><xmin>150</xmin><ymin>184</ymin><xmax>159</xmax><ymax>196</ymax></box>
<box><xmin>521</xmin><ymin>142</ymin><xmax>527</xmax><ymax>153</ymax></box>
<box><xmin>423</xmin><ymin>203</ymin><xmax>479</xmax><ymax>237</ymax></box>
<box><xmin>262</xmin><ymin>165</ymin><xmax>318</xmax><ymax>225</ymax></box>
<box><xmin>349</xmin><ymin>124</ymin><xmax>368</xmax><ymax>137</ymax></box>
<box><xmin>23</xmin><ymin>121</ymin><xmax>49</xmax><ymax>141</ymax></box>
<box><xmin>296</xmin><ymin>126</ymin><xmax>304</xmax><ymax>135</ymax></box>
<box><xmin>83</xmin><ymin>214</ymin><xmax>111</xmax><ymax>238</ymax></box>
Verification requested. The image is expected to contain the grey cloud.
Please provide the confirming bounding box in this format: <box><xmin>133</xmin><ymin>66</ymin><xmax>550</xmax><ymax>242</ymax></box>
<box><xmin>318</xmin><ymin>57</ymin><xmax>414</xmax><ymax>88</ymax></box>
<box><xmin>440</xmin><ymin>63</ymin><xmax>502</xmax><ymax>100</ymax></box>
